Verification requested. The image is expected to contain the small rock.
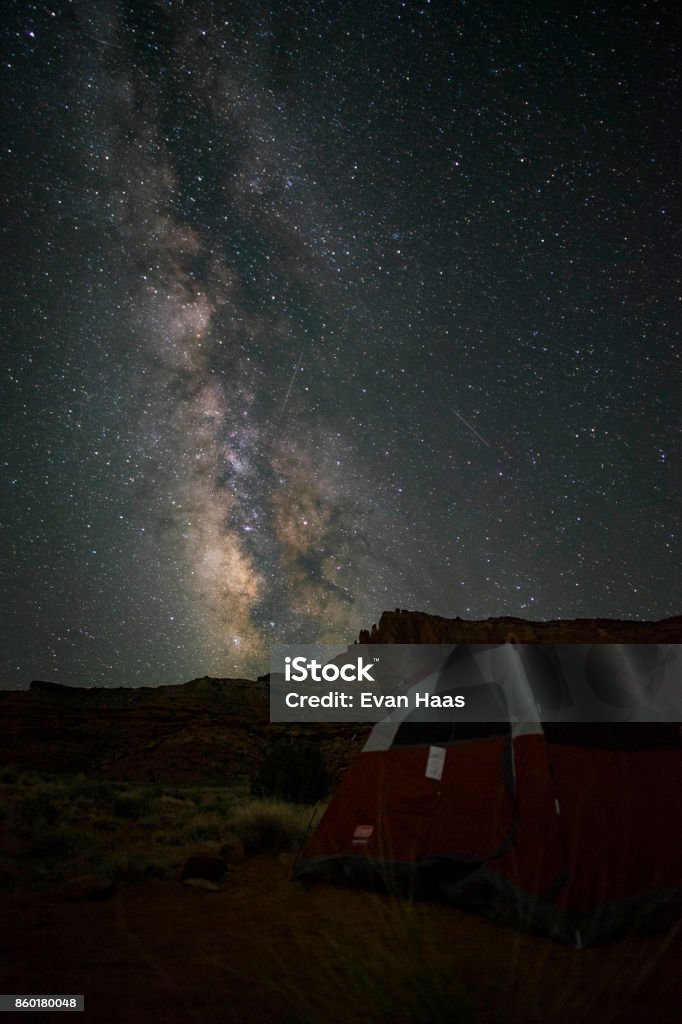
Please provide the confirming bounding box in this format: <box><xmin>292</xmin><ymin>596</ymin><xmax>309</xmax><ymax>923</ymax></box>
<box><xmin>62</xmin><ymin>875</ymin><xmax>114</xmax><ymax>901</ymax></box>
<box><xmin>219</xmin><ymin>835</ymin><xmax>245</xmax><ymax>864</ymax></box>
<box><xmin>182</xmin><ymin>877</ymin><xmax>220</xmax><ymax>892</ymax></box>
<box><xmin>177</xmin><ymin>853</ymin><xmax>226</xmax><ymax>883</ymax></box>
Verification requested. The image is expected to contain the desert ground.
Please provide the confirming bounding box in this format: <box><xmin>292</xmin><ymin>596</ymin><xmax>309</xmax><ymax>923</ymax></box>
<box><xmin>1</xmin><ymin>766</ymin><xmax>680</xmax><ymax>1024</ymax></box>
<box><xmin>1</xmin><ymin>856</ymin><xmax>681</xmax><ymax>1024</ymax></box>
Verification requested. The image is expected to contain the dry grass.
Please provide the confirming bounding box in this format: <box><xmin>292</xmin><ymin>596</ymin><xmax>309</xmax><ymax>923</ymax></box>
<box><xmin>0</xmin><ymin>768</ymin><xmax>329</xmax><ymax>891</ymax></box>
<box><xmin>259</xmin><ymin>889</ymin><xmax>477</xmax><ymax>1024</ymax></box>
<box><xmin>226</xmin><ymin>798</ymin><xmax>322</xmax><ymax>854</ymax></box>
<box><xmin>0</xmin><ymin>767</ymin><xmax>251</xmax><ymax>891</ymax></box>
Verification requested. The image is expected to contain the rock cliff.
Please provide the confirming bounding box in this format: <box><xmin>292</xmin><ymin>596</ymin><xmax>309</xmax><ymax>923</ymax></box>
<box><xmin>357</xmin><ymin>609</ymin><xmax>682</xmax><ymax>645</ymax></box>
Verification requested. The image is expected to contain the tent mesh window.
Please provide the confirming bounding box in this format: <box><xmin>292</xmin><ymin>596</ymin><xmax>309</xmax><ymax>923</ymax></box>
<box><xmin>543</xmin><ymin>722</ymin><xmax>682</xmax><ymax>749</ymax></box>
<box><xmin>391</xmin><ymin>720</ymin><xmax>511</xmax><ymax>748</ymax></box>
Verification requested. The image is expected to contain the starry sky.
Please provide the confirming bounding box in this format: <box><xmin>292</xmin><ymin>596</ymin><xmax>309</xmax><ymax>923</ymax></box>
<box><xmin>1</xmin><ymin>0</ymin><xmax>680</xmax><ymax>688</ymax></box>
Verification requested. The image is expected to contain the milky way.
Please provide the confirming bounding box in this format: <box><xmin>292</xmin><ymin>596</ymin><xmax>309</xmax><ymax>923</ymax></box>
<box><xmin>2</xmin><ymin>1</ymin><xmax>679</xmax><ymax>686</ymax></box>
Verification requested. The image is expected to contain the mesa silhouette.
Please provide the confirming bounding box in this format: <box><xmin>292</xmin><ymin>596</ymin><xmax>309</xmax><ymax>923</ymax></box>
<box><xmin>2</xmin><ymin>612</ymin><xmax>679</xmax><ymax>782</ymax></box>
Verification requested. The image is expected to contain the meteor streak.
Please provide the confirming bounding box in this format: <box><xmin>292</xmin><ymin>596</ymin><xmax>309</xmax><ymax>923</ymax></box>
<box><xmin>453</xmin><ymin>409</ymin><xmax>491</xmax><ymax>447</ymax></box>
<box><xmin>277</xmin><ymin>350</ymin><xmax>304</xmax><ymax>422</ymax></box>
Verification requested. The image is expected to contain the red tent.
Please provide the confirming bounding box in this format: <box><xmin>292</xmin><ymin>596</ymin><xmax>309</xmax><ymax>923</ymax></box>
<box><xmin>294</xmin><ymin>644</ymin><xmax>682</xmax><ymax>945</ymax></box>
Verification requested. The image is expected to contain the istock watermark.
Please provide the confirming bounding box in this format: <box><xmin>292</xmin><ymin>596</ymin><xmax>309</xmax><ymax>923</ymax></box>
<box><xmin>284</xmin><ymin>655</ymin><xmax>378</xmax><ymax>683</ymax></box>
<box><xmin>269</xmin><ymin>643</ymin><xmax>682</xmax><ymax>724</ymax></box>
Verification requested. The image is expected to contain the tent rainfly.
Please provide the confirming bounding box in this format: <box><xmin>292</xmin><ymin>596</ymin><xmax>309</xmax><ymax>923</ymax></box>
<box><xmin>293</xmin><ymin>643</ymin><xmax>682</xmax><ymax>945</ymax></box>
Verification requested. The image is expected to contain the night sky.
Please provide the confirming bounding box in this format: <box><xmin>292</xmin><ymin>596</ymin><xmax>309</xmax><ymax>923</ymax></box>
<box><xmin>2</xmin><ymin>1</ymin><xmax>680</xmax><ymax>688</ymax></box>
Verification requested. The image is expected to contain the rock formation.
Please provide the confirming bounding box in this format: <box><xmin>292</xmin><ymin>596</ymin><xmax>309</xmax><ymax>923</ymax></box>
<box><xmin>357</xmin><ymin>609</ymin><xmax>682</xmax><ymax>645</ymax></box>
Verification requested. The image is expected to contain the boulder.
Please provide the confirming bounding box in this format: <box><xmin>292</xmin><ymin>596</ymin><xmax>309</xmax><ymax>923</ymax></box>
<box><xmin>177</xmin><ymin>852</ymin><xmax>226</xmax><ymax>883</ymax></box>
<box><xmin>182</xmin><ymin>877</ymin><xmax>221</xmax><ymax>892</ymax></box>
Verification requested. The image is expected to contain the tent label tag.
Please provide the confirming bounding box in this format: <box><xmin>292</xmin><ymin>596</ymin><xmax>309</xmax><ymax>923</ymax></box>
<box><xmin>425</xmin><ymin>746</ymin><xmax>446</xmax><ymax>780</ymax></box>
<box><xmin>353</xmin><ymin>825</ymin><xmax>374</xmax><ymax>844</ymax></box>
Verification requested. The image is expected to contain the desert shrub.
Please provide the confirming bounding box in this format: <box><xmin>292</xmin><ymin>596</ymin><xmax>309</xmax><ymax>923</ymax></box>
<box><xmin>199</xmin><ymin>795</ymin><xmax>235</xmax><ymax>815</ymax></box>
<box><xmin>111</xmin><ymin>792</ymin><xmax>152</xmax><ymax>820</ymax></box>
<box><xmin>16</xmin><ymin>793</ymin><xmax>61</xmax><ymax>827</ymax></box>
<box><xmin>183</xmin><ymin>812</ymin><xmax>223</xmax><ymax>843</ymax></box>
<box><xmin>26</xmin><ymin>826</ymin><xmax>88</xmax><ymax>859</ymax></box>
<box><xmin>252</xmin><ymin>738</ymin><xmax>330</xmax><ymax>804</ymax></box>
<box><xmin>68</xmin><ymin>777</ymin><xmax>116</xmax><ymax>804</ymax></box>
<box><xmin>89</xmin><ymin>814</ymin><xmax>118</xmax><ymax>832</ymax></box>
<box><xmin>164</xmin><ymin>787</ymin><xmax>194</xmax><ymax>802</ymax></box>
<box><xmin>18</xmin><ymin>771</ymin><xmax>40</xmax><ymax>788</ymax></box>
<box><xmin>228</xmin><ymin>799</ymin><xmax>311</xmax><ymax>854</ymax></box>
<box><xmin>102</xmin><ymin>855</ymin><xmax>168</xmax><ymax>883</ymax></box>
